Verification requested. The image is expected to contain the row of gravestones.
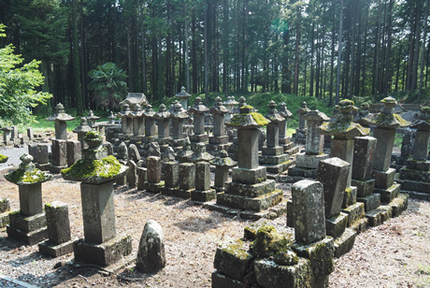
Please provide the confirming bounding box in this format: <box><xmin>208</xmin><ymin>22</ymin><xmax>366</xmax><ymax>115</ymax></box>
<box><xmin>1</xmin><ymin>134</ymin><xmax>166</xmax><ymax>273</ymax></box>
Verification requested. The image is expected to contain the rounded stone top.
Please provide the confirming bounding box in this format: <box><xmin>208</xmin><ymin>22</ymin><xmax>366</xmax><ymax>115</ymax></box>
<box><xmin>190</xmin><ymin>143</ymin><xmax>214</xmax><ymax>163</ymax></box>
<box><xmin>175</xmin><ymin>86</ymin><xmax>191</xmax><ymax>98</ymax></box>
<box><xmin>143</xmin><ymin>104</ymin><xmax>156</xmax><ymax>118</ymax></box>
<box><xmin>303</xmin><ymin>110</ymin><xmax>330</xmax><ymax>122</ymax></box>
<box><xmin>86</xmin><ymin>110</ymin><xmax>100</xmax><ymax>120</ymax></box>
<box><xmin>5</xmin><ymin>153</ymin><xmax>52</xmax><ymax>185</ymax></box>
<box><xmin>46</xmin><ymin>102</ymin><xmax>75</xmax><ymax>122</ymax></box>
<box><xmin>154</xmin><ymin>104</ymin><xmax>171</xmax><ymax>119</ymax></box>
<box><xmin>210</xmin><ymin>150</ymin><xmax>236</xmax><ymax>167</ymax></box>
<box><xmin>362</xmin><ymin>97</ymin><xmax>409</xmax><ymax>129</ymax></box>
<box><xmin>117</xmin><ymin>103</ymin><xmax>134</xmax><ymax>118</ymax></box>
<box><xmin>226</xmin><ymin>105</ymin><xmax>270</xmax><ymax>129</ymax></box>
<box><xmin>296</xmin><ymin>101</ymin><xmax>310</xmax><ymax>114</ymax></box>
<box><xmin>188</xmin><ymin>96</ymin><xmax>209</xmax><ymax>114</ymax></box>
<box><xmin>336</xmin><ymin>99</ymin><xmax>358</xmax><ymax>115</ymax></box>
<box><xmin>73</xmin><ymin>117</ymin><xmax>92</xmax><ymax>133</ymax></box>
<box><xmin>209</xmin><ymin>97</ymin><xmax>229</xmax><ymax>115</ymax></box>
<box><xmin>108</xmin><ymin>111</ymin><xmax>116</xmax><ymax>123</ymax></box>
<box><xmin>410</xmin><ymin>106</ymin><xmax>430</xmax><ymax>130</ymax></box>
<box><xmin>238</xmin><ymin>96</ymin><xmax>247</xmax><ymax>106</ymax></box>
<box><xmin>170</xmin><ymin>103</ymin><xmax>189</xmax><ymax>119</ymax></box>
<box><xmin>361</xmin><ymin>103</ymin><xmax>370</xmax><ymax>109</ymax></box>
<box><xmin>265</xmin><ymin>101</ymin><xmax>285</xmax><ymax>123</ymax></box>
<box><xmin>223</xmin><ymin>96</ymin><xmax>238</xmax><ymax>107</ymax></box>
<box><xmin>279</xmin><ymin>102</ymin><xmax>293</xmax><ymax>119</ymax></box>
<box><xmin>83</xmin><ymin>131</ymin><xmax>104</xmax><ymax>149</ymax></box>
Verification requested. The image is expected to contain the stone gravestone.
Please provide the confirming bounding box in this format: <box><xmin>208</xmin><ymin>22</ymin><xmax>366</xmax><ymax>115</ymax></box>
<box><xmin>5</xmin><ymin>154</ymin><xmax>52</xmax><ymax>245</ymax></box>
<box><xmin>67</xmin><ymin>140</ymin><xmax>82</xmax><ymax>167</ymax></box>
<box><xmin>190</xmin><ymin>144</ymin><xmax>216</xmax><ymax>202</ymax></box>
<box><xmin>169</xmin><ymin>102</ymin><xmax>189</xmax><ymax>150</ymax></box>
<box><xmin>38</xmin><ymin>201</ymin><xmax>74</xmax><ymax>257</ymax></box>
<box><xmin>210</xmin><ymin>150</ymin><xmax>236</xmax><ymax>192</ymax></box>
<box><xmin>208</xmin><ymin>97</ymin><xmax>230</xmax><ymax>154</ymax></box>
<box><xmin>46</xmin><ymin>103</ymin><xmax>75</xmax><ymax>140</ymax></box>
<box><xmin>154</xmin><ymin>104</ymin><xmax>172</xmax><ymax>147</ymax></box>
<box><xmin>136</xmin><ymin>220</ymin><xmax>166</xmax><ymax>273</ymax></box>
<box><xmin>61</xmin><ymin>131</ymin><xmax>131</xmax><ymax>267</ymax></box>
<box><xmin>146</xmin><ymin>156</ymin><xmax>164</xmax><ymax>193</ymax></box>
<box><xmin>0</xmin><ymin>198</ymin><xmax>11</xmax><ymax>228</ymax></box>
<box><xmin>291</xmin><ymin>101</ymin><xmax>310</xmax><ymax>144</ymax></box>
<box><xmin>188</xmin><ymin>97</ymin><xmax>209</xmax><ymax>145</ymax></box>
<box><xmin>50</xmin><ymin>139</ymin><xmax>68</xmax><ymax>173</ymax></box>
<box><xmin>175</xmin><ymin>86</ymin><xmax>191</xmax><ymax>110</ymax></box>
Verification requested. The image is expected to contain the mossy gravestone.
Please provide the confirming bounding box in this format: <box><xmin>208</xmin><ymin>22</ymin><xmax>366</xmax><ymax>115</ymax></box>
<box><xmin>61</xmin><ymin>131</ymin><xmax>131</xmax><ymax>267</ymax></box>
<box><xmin>5</xmin><ymin>154</ymin><xmax>52</xmax><ymax>245</ymax></box>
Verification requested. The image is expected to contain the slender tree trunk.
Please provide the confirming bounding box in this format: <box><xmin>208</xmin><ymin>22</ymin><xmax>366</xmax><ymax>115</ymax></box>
<box><xmin>336</xmin><ymin>0</ymin><xmax>343</xmax><ymax>104</ymax></box>
<box><xmin>419</xmin><ymin>0</ymin><xmax>429</xmax><ymax>99</ymax></box>
<box><xmin>294</xmin><ymin>5</ymin><xmax>301</xmax><ymax>96</ymax></box>
<box><xmin>71</xmin><ymin>0</ymin><xmax>82</xmax><ymax>114</ymax></box>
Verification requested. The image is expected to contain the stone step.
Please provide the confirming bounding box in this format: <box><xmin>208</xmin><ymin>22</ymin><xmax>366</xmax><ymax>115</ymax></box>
<box><xmin>357</xmin><ymin>193</ymin><xmax>381</xmax><ymax>212</ymax></box>
<box><xmin>374</xmin><ymin>183</ymin><xmax>400</xmax><ymax>203</ymax></box>
<box><xmin>333</xmin><ymin>228</ymin><xmax>357</xmax><ymax>258</ymax></box>
<box><xmin>342</xmin><ymin>202</ymin><xmax>365</xmax><ymax>227</ymax></box>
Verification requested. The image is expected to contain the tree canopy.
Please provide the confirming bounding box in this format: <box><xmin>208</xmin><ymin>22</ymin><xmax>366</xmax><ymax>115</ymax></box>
<box><xmin>0</xmin><ymin>24</ymin><xmax>52</xmax><ymax>127</ymax></box>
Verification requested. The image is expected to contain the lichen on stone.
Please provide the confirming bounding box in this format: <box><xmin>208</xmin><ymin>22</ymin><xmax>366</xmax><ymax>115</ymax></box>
<box><xmin>249</xmin><ymin>225</ymin><xmax>294</xmax><ymax>259</ymax></box>
<box><xmin>5</xmin><ymin>167</ymin><xmax>51</xmax><ymax>185</ymax></box>
<box><xmin>61</xmin><ymin>155</ymin><xmax>127</xmax><ymax>183</ymax></box>
<box><xmin>0</xmin><ymin>154</ymin><xmax>9</xmax><ymax>163</ymax></box>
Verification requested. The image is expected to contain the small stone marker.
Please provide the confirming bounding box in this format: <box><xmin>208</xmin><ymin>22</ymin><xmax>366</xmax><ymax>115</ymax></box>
<box><xmin>0</xmin><ymin>198</ymin><xmax>11</xmax><ymax>228</ymax></box>
<box><xmin>67</xmin><ymin>140</ymin><xmax>82</xmax><ymax>167</ymax></box>
<box><xmin>38</xmin><ymin>201</ymin><xmax>74</xmax><ymax>257</ymax></box>
<box><xmin>292</xmin><ymin>179</ymin><xmax>326</xmax><ymax>244</ymax></box>
<box><xmin>146</xmin><ymin>156</ymin><xmax>163</xmax><ymax>193</ymax></box>
<box><xmin>46</xmin><ymin>103</ymin><xmax>75</xmax><ymax>140</ymax></box>
<box><xmin>136</xmin><ymin>220</ymin><xmax>166</xmax><ymax>273</ymax></box>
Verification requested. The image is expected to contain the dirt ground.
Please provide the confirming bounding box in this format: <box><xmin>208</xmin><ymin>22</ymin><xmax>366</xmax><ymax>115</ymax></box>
<box><xmin>0</xmin><ymin>167</ymin><xmax>429</xmax><ymax>288</ymax></box>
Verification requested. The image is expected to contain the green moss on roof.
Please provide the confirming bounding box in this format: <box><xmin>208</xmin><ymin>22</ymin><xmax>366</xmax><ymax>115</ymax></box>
<box><xmin>0</xmin><ymin>154</ymin><xmax>9</xmax><ymax>163</ymax></box>
<box><xmin>61</xmin><ymin>155</ymin><xmax>125</xmax><ymax>181</ymax></box>
<box><xmin>5</xmin><ymin>168</ymin><xmax>51</xmax><ymax>185</ymax></box>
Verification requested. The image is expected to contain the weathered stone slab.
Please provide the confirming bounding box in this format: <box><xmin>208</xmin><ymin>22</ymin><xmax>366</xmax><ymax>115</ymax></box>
<box><xmin>373</xmin><ymin>168</ymin><xmax>396</xmax><ymax>189</ymax></box>
<box><xmin>216</xmin><ymin>190</ymin><xmax>283</xmax><ymax>212</ymax></box>
<box><xmin>212</xmin><ymin>271</ymin><xmax>245</xmax><ymax>288</ymax></box>
<box><xmin>9</xmin><ymin>212</ymin><xmax>46</xmax><ymax>234</ymax></box>
<box><xmin>19</xmin><ymin>183</ymin><xmax>43</xmax><ymax>216</ymax></box>
<box><xmin>333</xmin><ymin>228</ymin><xmax>356</xmax><ymax>258</ymax></box>
<box><xmin>225</xmin><ymin>180</ymin><xmax>276</xmax><ymax>198</ymax></box>
<box><xmin>231</xmin><ymin>167</ymin><xmax>267</xmax><ymax>185</ymax></box>
<box><xmin>147</xmin><ymin>156</ymin><xmax>161</xmax><ymax>183</ymax></box>
<box><xmin>351</xmin><ymin>179</ymin><xmax>375</xmax><ymax>197</ymax></box>
<box><xmin>389</xmin><ymin>193</ymin><xmax>409</xmax><ymax>217</ymax></box>
<box><xmin>214</xmin><ymin>239</ymin><xmax>253</xmax><ymax>280</ymax></box>
<box><xmin>292</xmin><ymin>180</ymin><xmax>326</xmax><ymax>244</ymax></box>
<box><xmin>296</xmin><ymin>153</ymin><xmax>329</xmax><ymax>169</ymax></box>
<box><xmin>137</xmin><ymin>167</ymin><xmax>147</xmax><ymax>191</ymax></box>
<box><xmin>374</xmin><ymin>183</ymin><xmax>400</xmax><ymax>203</ymax></box>
<box><xmin>44</xmin><ymin>201</ymin><xmax>71</xmax><ymax>245</ymax></box>
<box><xmin>179</xmin><ymin>163</ymin><xmax>196</xmax><ymax>191</ymax></box>
<box><xmin>317</xmin><ymin>157</ymin><xmax>350</xmax><ymax>218</ymax></box>
<box><xmin>325</xmin><ymin>212</ymin><xmax>349</xmax><ymax>238</ymax></box>
<box><xmin>357</xmin><ymin>193</ymin><xmax>381</xmax><ymax>212</ymax></box>
<box><xmin>373</xmin><ymin>127</ymin><xmax>396</xmax><ymax>171</ymax></box>
<box><xmin>405</xmin><ymin>159</ymin><xmax>430</xmax><ymax>171</ymax></box>
<box><xmin>342</xmin><ymin>186</ymin><xmax>357</xmax><ymax>208</ymax></box>
<box><xmin>136</xmin><ymin>220</ymin><xmax>165</xmax><ymax>273</ymax></box>
<box><xmin>342</xmin><ymin>202</ymin><xmax>365</xmax><ymax>227</ymax></box>
<box><xmin>67</xmin><ymin>140</ymin><xmax>81</xmax><ymax>167</ymax></box>
<box><xmin>352</xmin><ymin>136</ymin><xmax>377</xmax><ymax>181</ymax></box>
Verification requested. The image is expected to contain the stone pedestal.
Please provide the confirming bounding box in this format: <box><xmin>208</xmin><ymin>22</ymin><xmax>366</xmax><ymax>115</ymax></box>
<box><xmin>36</xmin><ymin>143</ymin><xmax>50</xmax><ymax>170</ymax></box>
<box><xmin>50</xmin><ymin>139</ymin><xmax>68</xmax><ymax>173</ymax></box>
<box><xmin>0</xmin><ymin>198</ymin><xmax>11</xmax><ymax>228</ymax></box>
<box><xmin>191</xmin><ymin>162</ymin><xmax>216</xmax><ymax>202</ymax></box>
<box><xmin>39</xmin><ymin>201</ymin><xmax>74</xmax><ymax>257</ymax></box>
<box><xmin>67</xmin><ymin>140</ymin><xmax>82</xmax><ymax>167</ymax></box>
<box><xmin>146</xmin><ymin>156</ymin><xmax>164</xmax><ymax>193</ymax></box>
<box><xmin>161</xmin><ymin>161</ymin><xmax>179</xmax><ymax>196</ymax></box>
<box><xmin>175</xmin><ymin>163</ymin><xmax>195</xmax><ymax>199</ymax></box>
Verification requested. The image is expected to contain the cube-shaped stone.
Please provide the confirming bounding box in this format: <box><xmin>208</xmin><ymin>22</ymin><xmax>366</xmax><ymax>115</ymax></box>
<box><xmin>147</xmin><ymin>156</ymin><xmax>162</xmax><ymax>183</ymax></box>
<box><xmin>317</xmin><ymin>157</ymin><xmax>350</xmax><ymax>218</ymax></box>
<box><xmin>45</xmin><ymin>201</ymin><xmax>71</xmax><ymax>245</ymax></box>
<box><xmin>351</xmin><ymin>179</ymin><xmax>375</xmax><ymax>197</ymax></box>
<box><xmin>19</xmin><ymin>183</ymin><xmax>43</xmax><ymax>216</ymax></box>
<box><xmin>296</xmin><ymin>153</ymin><xmax>329</xmax><ymax>169</ymax></box>
<box><xmin>357</xmin><ymin>193</ymin><xmax>381</xmax><ymax>212</ymax></box>
<box><xmin>325</xmin><ymin>212</ymin><xmax>349</xmax><ymax>238</ymax></box>
<box><xmin>352</xmin><ymin>136</ymin><xmax>377</xmax><ymax>181</ymax></box>
<box><xmin>179</xmin><ymin>163</ymin><xmax>196</xmax><ymax>191</ymax></box>
<box><xmin>164</xmin><ymin>162</ymin><xmax>179</xmax><ymax>188</ymax></box>
<box><xmin>214</xmin><ymin>239</ymin><xmax>253</xmax><ymax>280</ymax></box>
<box><xmin>292</xmin><ymin>180</ymin><xmax>326</xmax><ymax>244</ymax></box>
<box><xmin>225</xmin><ymin>180</ymin><xmax>276</xmax><ymax>198</ymax></box>
<box><xmin>232</xmin><ymin>167</ymin><xmax>267</xmax><ymax>185</ymax></box>
<box><xmin>195</xmin><ymin>162</ymin><xmax>211</xmax><ymax>191</ymax></box>
<box><xmin>333</xmin><ymin>228</ymin><xmax>357</xmax><ymax>258</ymax></box>
<box><xmin>373</xmin><ymin>168</ymin><xmax>396</xmax><ymax>189</ymax></box>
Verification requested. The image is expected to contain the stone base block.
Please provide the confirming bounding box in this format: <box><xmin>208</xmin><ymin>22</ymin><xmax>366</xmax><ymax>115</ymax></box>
<box><xmin>255</xmin><ymin>258</ymin><xmax>313</xmax><ymax>288</ymax></box>
<box><xmin>374</xmin><ymin>183</ymin><xmax>400</xmax><ymax>203</ymax></box>
<box><xmin>189</xmin><ymin>134</ymin><xmax>209</xmax><ymax>143</ymax></box>
<box><xmin>206</xmin><ymin>143</ymin><xmax>232</xmax><ymax>153</ymax></box>
<box><xmin>212</xmin><ymin>271</ymin><xmax>245</xmax><ymax>288</ymax></box>
<box><xmin>216</xmin><ymin>189</ymin><xmax>283</xmax><ymax>212</ymax></box>
<box><xmin>232</xmin><ymin>167</ymin><xmax>267</xmax><ymax>184</ymax></box>
<box><xmin>73</xmin><ymin>235</ymin><xmax>132</xmax><ymax>267</ymax></box>
<box><xmin>366</xmin><ymin>206</ymin><xmax>391</xmax><ymax>227</ymax></box>
<box><xmin>214</xmin><ymin>239</ymin><xmax>253</xmax><ymax>280</ymax></box>
<box><xmin>351</xmin><ymin>179</ymin><xmax>375</xmax><ymax>197</ymax></box>
<box><xmin>9</xmin><ymin>212</ymin><xmax>46</xmax><ymax>233</ymax></box>
<box><xmin>39</xmin><ymin>240</ymin><xmax>74</xmax><ymax>257</ymax></box>
<box><xmin>286</xmin><ymin>200</ymin><xmax>294</xmax><ymax>227</ymax></box>
<box><xmin>145</xmin><ymin>181</ymin><xmax>164</xmax><ymax>193</ymax></box>
<box><xmin>357</xmin><ymin>193</ymin><xmax>381</xmax><ymax>212</ymax></box>
<box><xmin>115</xmin><ymin>176</ymin><xmax>127</xmax><ymax>186</ymax></box>
<box><xmin>0</xmin><ymin>211</ymin><xmax>10</xmax><ymax>228</ymax></box>
<box><xmin>225</xmin><ymin>180</ymin><xmax>276</xmax><ymax>198</ymax></box>
<box><xmin>342</xmin><ymin>186</ymin><xmax>357</xmax><ymax>208</ymax></box>
<box><xmin>171</xmin><ymin>138</ymin><xmax>187</xmax><ymax>147</ymax></box>
<box><xmin>333</xmin><ymin>228</ymin><xmax>357</xmax><ymax>258</ymax></box>
<box><xmin>373</xmin><ymin>168</ymin><xmax>396</xmax><ymax>189</ymax></box>
<box><xmin>379</xmin><ymin>205</ymin><xmax>393</xmax><ymax>223</ymax></box>
<box><xmin>389</xmin><ymin>194</ymin><xmax>409</xmax><ymax>217</ymax></box>
<box><xmin>174</xmin><ymin>189</ymin><xmax>193</xmax><ymax>199</ymax></box>
<box><xmin>160</xmin><ymin>187</ymin><xmax>178</xmax><ymax>196</ymax></box>
<box><xmin>36</xmin><ymin>163</ymin><xmax>50</xmax><ymax>171</ymax></box>
<box><xmin>292</xmin><ymin>237</ymin><xmax>334</xmax><ymax>280</ymax></box>
<box><xmin>7</xmin><ymin>225</ymin><xmax>48</xmax><ymax>245</ymax></box>
<box><xmin>342</xmin><ymin>202</ymin><xmax>365</xmax><ymax>227</ymax></box>
<box><xmin>262</xmin><ymin>146</ymin><xmax>284</xmax><ymax>156</ymax></box>
<box><xmin>209</xmin><ymin>135</ymin><xmax>229</xmax><ymax>145</ymax></box>
<box><xmin>288</xmin><ymin>166</ymin><xmax>318</xmax><ymax>178</ymax></box>
<box><xmin>400</xmin><ymin>168</ymin><xmax>430</xmax><ymax>183</ymax></box>
<box><xmin>191</xmin><ymin>189</ymin><xmax>216</xmax><ymax>202</ymax></box>
<box><xmin>286</xmin><ymin>145</ymin><xmax>300</xmax><ymax>156</ymax></box>
<box><xmin>406</xmin><ymin>159</ymin><xmax>430</xmax><ymax>170</ymax></box>
<box><xmin>259</xmin><ymin>154</ymin><xmax>289</xmax><ymax>165</ymax></box>
<box><xmin>326</xmin><ymin>212</ymin><xmax>349</xmax><ymax>238</ymax></box>
<box><xmin>295</xmin><ymin>153</ymin><xmax>329</xmax><ymax>169</ymax></box>
<box><xmin>50</xmin><ymin>164</ymin><xmax>68</xmax><ymax>174</ymax></box>
<box><xmin>400</xmin><ymin>179</ymin><xmax>430</xmax><ymax>194</ymax></box>
<box><xmin>349</xmin><ymin>217</ymin><xmax>368</xmax><ymax>234</ymax></box>
<box><xmin>283</xmin><ymin>140</ymin><xmax>294</xmax><ymax>150</ymax></box>
<box><xmin>244</xmin><ymin>218</ymin><xmax>294</xmax><ymax>240</ymax></box>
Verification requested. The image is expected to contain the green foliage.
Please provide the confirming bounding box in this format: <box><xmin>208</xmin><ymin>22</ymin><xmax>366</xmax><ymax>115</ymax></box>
<box><xmin>0</xmin><ymin>24</ymin><xmax>52</xmax><ymax>127</ymax></box>
<box><xmin>88</xmin><ymin>62</ymin><xmax>128</xmax><ymax>111</ymax></box>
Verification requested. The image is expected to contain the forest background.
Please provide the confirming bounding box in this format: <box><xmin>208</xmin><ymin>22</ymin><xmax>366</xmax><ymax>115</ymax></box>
<box><xmin>0</xmin><ymin>0</ymin><xmax>429</xmax><ymax>119</ymax></box>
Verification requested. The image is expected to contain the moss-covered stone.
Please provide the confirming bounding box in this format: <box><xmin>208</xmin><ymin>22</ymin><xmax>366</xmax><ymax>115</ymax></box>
<box><xmin>214</xmin><ymin>239</ymin><xmax>254</xmax><ymax>280</ymax></box>
<box><xmin>5</xmin><ymin>154</ymin><xmax>52</xmax><ymax>185</ymax></box>
<box><xmin>0</xmin><ymin>154</ymin><xmax>9</xmax><ymax>163</ymax></box>
<box><xmin>249</xmin><ymin>225</ymin><xmax>294</xmax><ymax>259</ymax></box>
<box><xmin>61</xmin><ymin>155</ymin><xmax>128</xmax><ymax>184</ymax></box>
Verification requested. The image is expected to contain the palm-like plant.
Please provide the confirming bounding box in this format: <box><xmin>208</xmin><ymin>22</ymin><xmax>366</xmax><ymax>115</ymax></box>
<box><xmin>88</xmin><ymin>62</ymin><xmax>128</xmax><ymax>110</ymax></box>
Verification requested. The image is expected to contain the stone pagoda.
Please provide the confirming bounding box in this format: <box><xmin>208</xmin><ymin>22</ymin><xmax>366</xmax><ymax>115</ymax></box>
<box><xmin>363</xmin><ymin>96</ymin><xmax>410</xmax><ymax>204</ymax></box>
<box><xmin>5</xmin><ymin>154</ymin><xmax>52</xmax><ymax>245</ymax></box>
<box><xmin>188</xmin><ymin>97</ymin><xmax>209</xmax><ymax>145</ymax></box>
<box><xmin>61</xmin><ymin>131</ymin><xmax>131</xmax><ymax>266</ymax></box>
<box><xmin>210</xmin><ymin>150</ymin><xmax>236</xmax><ymax>192</ymax></box>
<box><xmin>73</xmin><ymin>117</ymin><xmax>92</xmax><ymax>149</ymax></box>
<box><xmin>278</xmin><ymin>102</ymin><xmax>298</xmax><ymax>155</ymax></box>
<box><xmin>116</xmin><ymin>104</ymin><xmax>134</xmax><ymax>140</ymax></box>
<box><xmin>399</xmin><ymin>106</ymin><xmax>430</xmax><ymax>200</ymax></box>
<box><xmin>319</xmin><ymin>100</ymin><xmax>369</xmax><ymax>231</ymax></box>
<box><xmin>131</xmin><ymin>104</ymin><xmax>145</xmax><ymax>142</ymax></box>
<box><xmin>169</xmin><ymin>102</ymin><xmax>189</xmax><ymax>150</ymax></box>
<box><xmin>142</xmin><ymin>104</ymin><xmax>158</xmax><ymax>152</ymax></box>
<box><xmin>175</xmin><ymin>86</ymin><xmax>191</xmax><ymax>110</ymax></box>
<box><xmin>223</xmin><ymin>96</ymin><xmax>238</xmax><ymax>121</ymax></box>
<box><xmin>86</xmin><ymin>110</ymin><xmax>100</xmax><ymax>128</ymax></box>
<box><xmin>46</xmin><ymin>103</ymin><xmax>75</xmax><ymax>140</ymax></box>
<box><xmin>259</xmin><ymin>101</ymin><xmax>292</xmax><ymax>174</ymax></box>
<box><xmin>154</xmin><ymin>104</ymin><xmax>171</xmax><ymax>147</ymax></box>
<box><xmin>215</xmin><ymin>105</ymin><xmax>283</xmax><ymax>219</ymax></box>
<box><xmin>291</xmin><ymin>101</ymin><xmax>310</xmax><ymax>144</ymax></box>
<box><xmin>208</xmin><ymin>97</ymin><xmax>230</xmax><ymax>154</ymax></box>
